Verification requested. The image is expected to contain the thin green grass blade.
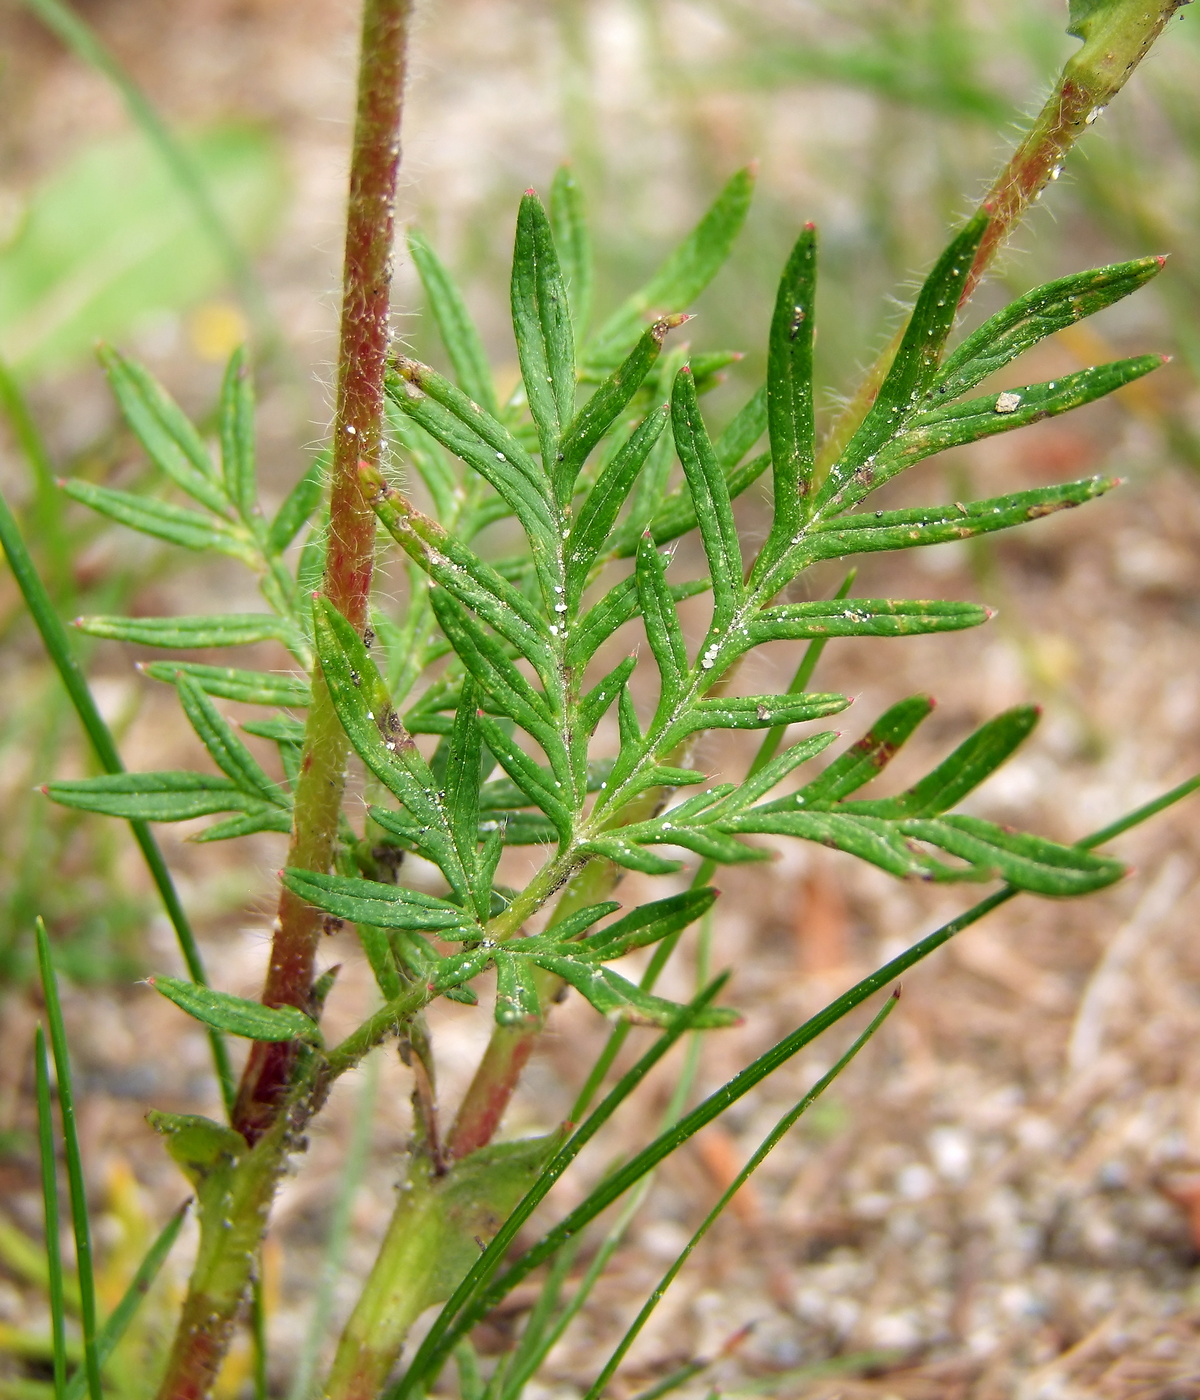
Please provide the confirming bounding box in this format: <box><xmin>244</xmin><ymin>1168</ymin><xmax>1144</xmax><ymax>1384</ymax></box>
<box><xmin>33</xmin><ymin>1026</ymin><xmax>68</xmax><ymax>1399</ymax></box>
<box><xmin>62</xmin><ymin>1201</ymin><xmax>189</xmax><ymax>1400</ymax></box>
<box><xmin>0</xmin><ymin>492</ymin><xmax>233</xmax><ymax>1110</ymax></box>
<box><xmin>582</xmin><ymin>992</ymin><xmax>899</xmax><ymax>1400</ymax></box>
<box><xmin>35</xmin><ymin>919</ymin><xmax>102</xmax><ymax>1400</ymax></box>
<box><xmin>19</xmin><ymin>0</ymin><xmax>271</xmax><ymax>335</ymax></box>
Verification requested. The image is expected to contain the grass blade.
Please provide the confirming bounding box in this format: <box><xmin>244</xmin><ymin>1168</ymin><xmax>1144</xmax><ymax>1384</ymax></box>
<box><xmin>0</xmin><ymin>489</ymin><xmax>234</xmax><ymax>1112</ymax></box>
<box><xmin>19</xmin><ymin>0</ymin><xmax>271</xmax><ymax>335</ymax></box>
<box><xmin>33</xmin><ymin>1026</ymin><xmax>68</xmax><ymax>1398</ymax></box>
<box><xmin>35</xmin><ymin>919</ymin><xmax>102</xmax><ymax>1400</ymax></box>
<box><xmin>62</xmin><ymin>1202</ymin><xmax>189</xmax><ymax>1400</ymax></box>
<box><xmin>583</xmin><ymin>991</ymin><xmax>899</xmax><ymax>1400</ymax></box>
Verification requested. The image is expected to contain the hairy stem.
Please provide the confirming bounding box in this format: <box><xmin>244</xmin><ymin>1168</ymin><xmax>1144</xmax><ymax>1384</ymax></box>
<box><xmin>155</xmin><ymin>5</ymin><xmax>411</xmax><ymax>1397</ymax></box>
<box><xmin>234</xmin><ymin>0</ymin><xmax>412</xmax><ymax>1145</ymax></box>
<box><xmin>815</xmin><ymin>0</ymin><xmax>1188</xmax><ymax>475</ymax></box>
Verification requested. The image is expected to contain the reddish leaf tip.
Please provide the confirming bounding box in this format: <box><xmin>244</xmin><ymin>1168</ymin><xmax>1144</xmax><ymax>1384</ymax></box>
<box><xmin>1160</xmin><ymin>353</ymin><xmax>1173</xmax><ymax>365</ymax></box>
<box><xmin>746</xmin><ymin>158</ymin><xmax>760</xmax><ymax>178</ymax></box>
<box><xmin>524</xmin><ymin>187</ymin><xmax>537</xmax><ymax>197</ymax></box>
<box><xmin>891</xmin><ymin>985</ymin><xmax>902</xmax><ymax>1000</ymax></box>
<box><xmin>1156</xmin><ymin>254</ymin><xmax>1169</xmax><ymax>268</ymax></box>
<box><xmin>804</xmin><ymin>220</ymin><xmax>816</xmax><ymax>231</ymax></box>
<box><xmin>55</xmin><ymin>477</ymin><xmax>67</xmax><ymax>489</ymax></box>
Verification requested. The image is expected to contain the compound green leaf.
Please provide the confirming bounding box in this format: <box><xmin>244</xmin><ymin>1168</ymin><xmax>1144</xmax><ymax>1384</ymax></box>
<box><xmin>369</xmin><ymin>479</ymin><xmax>556</xmax><ymax>687</ymax></box>
<box><xmin>671</xmin><ymin>366</ymin><xmax>742</xmax><ymax>632</ymax></box>
<box><xmin>747</xmin><ymin>597</ymin><xmax>990</xmax><ymax>647</ymax></box>
<box><xmin>660</xmin><ymin>691</ymin><xmax>849</xmax><ymax>748</ymax></box>
<box><xmin>565</xmin><ymin>405</ymin><xmax>669</xmax><ymax>606</ymax></box>
<box><xmin>858</xmin><ymin>357</ymin><xmax>1162</xmax><ymax>504</ymax></box>
<box><xmin>577</xmin><ymin>887</ymin><xmax>717</xmax><ymax>961</ymax></box>
<box><xmin>635</xmin><ymin>532</ymin><xmax>689</xmax><ymax>712</ymax></box>
<box><xmin>819</xmin><ymin>213</ymin><xmax>986</xmax><ymax>507</ymax></box>
<box><xmin>933</xmin><ymin>255</ymin><xmax>1164</xmax><ymax>402</ymax></box>
<box><xmin>763</xmin><ymin>224</ymin><xmax>817</xmax><ymax>560</ymax></box>
<box><xmin>567</xmin><ymin>574</ymin><xmax>709</xmax><ymax>668</ymax></box>
<box><xmin>100</xmin><ymin>346</ymin><xmax>229</xmax><ymax>515</ymax></box>
<box><xmin>804</xmin><ymin>476</ymin><xmax>1118</xmax><ymax>564</ymax></box>
<box><xmin>46</xmin><ymin>771</ymin><xmax>259</xmax><ymax>822</ymax></box>
<box><xmin>558</xmin><ymin>319</ymin><xmax>682</xmax><ymax>496</ymax></box>
<box><xmin>281</xmin><ymin>869</ymin><xmax>480</xmax><ymax>933</ymax></box>
<box><xmin>843</xmin><ymin>705</ymin><xmax>1039</xmax><ymax>818</ymax></box>
<box><xmin>175</xmin><ymin>674</ymin><xmax>287</xmax><ymax>806</ymax></box>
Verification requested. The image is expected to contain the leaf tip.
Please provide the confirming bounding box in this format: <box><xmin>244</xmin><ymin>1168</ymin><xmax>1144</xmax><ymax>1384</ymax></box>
<box><xmin>891</xmin><ymin>985</ymin><xmax>902</xmax><ymax>1001</ymax></box>
<box><xmin>804</xmin><ymin>220</ymin><xmax>816</xmax><ymax>231</ymax></box>
<box><xmin>1156</xmin><ymin>254</ymin><xmax>1169</xmax><ymax>269</ymax></box>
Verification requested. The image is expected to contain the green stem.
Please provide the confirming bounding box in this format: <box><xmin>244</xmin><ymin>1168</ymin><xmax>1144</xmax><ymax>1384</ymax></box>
<box><xmin>815</xmin><ymin>0</ymin><xmax>1188</xmax><ymax>477</ymax></box>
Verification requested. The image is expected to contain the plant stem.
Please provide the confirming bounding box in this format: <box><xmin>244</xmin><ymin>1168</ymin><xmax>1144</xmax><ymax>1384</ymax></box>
<box><xmin>233</xmin><ymin>0</ymin><xmax>412</xmax><ymax>1146</ymax></box>
<box><xmin>815</xmin><ymin>0</ymin><xmax>1188</xmax><ymax>476</ymax></box>
<box><xmin>154</xmin><ymin>5</ymin><xmax>411</xmax><ymax>1396</ymax></box>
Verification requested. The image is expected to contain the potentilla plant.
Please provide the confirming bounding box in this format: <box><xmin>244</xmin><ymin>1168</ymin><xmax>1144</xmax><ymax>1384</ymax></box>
<box><xmin>3</xmin><ymin>1</ymin><xmax>1197</xmax><ymax>1398</ymax></box>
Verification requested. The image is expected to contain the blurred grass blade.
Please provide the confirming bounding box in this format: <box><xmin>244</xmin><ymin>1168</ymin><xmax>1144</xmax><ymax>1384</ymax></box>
<box><xmin>583</xmin><ymin>992</ymin><xmax>899</xmax><ymax>1400</ymax></box>
<box><xmin>62</xmin><ymin>1202</ymin><xmax>189</xmax><ymax>1400</ymax></box>
<box><xmin>60</xmin><ymin>479</ymin><xmax>256</xmax><ymax>561</ymax></box>
<box><xmin>34</xmin><ymin>1026</ymin><xmax>68</xmax><ymax>1398</ymax></box>
<box><xmin>0</xmin><ymin>485</ymin><xmax>234</xmax><ymax>1113</ymax></box>
<box><xmin>35</xmin><ymin>919</ymin><xmax>102</xmax><ymax>1400</ymax></box>
<box><xmin>18</xmin><ymin>0</ymin><xmax>273</xmax><ymax>337</ymax></box>
<box><xmin>0</xmin><ymin>122</ymin><xmax>284</xmax><ymax>377</ymax></box>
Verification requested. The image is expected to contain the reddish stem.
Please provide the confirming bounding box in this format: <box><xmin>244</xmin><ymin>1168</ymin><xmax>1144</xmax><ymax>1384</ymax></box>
<box><xmin>233</xmin><ymin>0</ymin><xmax>411</xmax><ymax>1145</ymax></box>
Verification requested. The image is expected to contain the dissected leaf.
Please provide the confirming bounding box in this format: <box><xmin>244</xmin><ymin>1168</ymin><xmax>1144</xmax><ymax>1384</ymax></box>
<box><xmin>218</xmin><ymin>345</ymin><xmax>257</xmax><ymax>520</ymax></box>
<box><xmin>934</xmin><ymin>255</ymin><xmax>1164</xmax><ymax>401</ymax></box>
<box><xmin>408</xmin><ymin>227</ymin><xmax>499</xmax><ymax>417</ymax></box>
<box><xmin>587</xmin><ymin>166</ymin><xmax>755</xmax><ymax>366</ymax></box>
<box><xmin>549</xmin><ymin>165</ymin><xmax>594</xmax><ymax>337</ymax></box>
<box><xmin>746</xmin><ymin>597</ymin><xmax>990</xmax><ymax>647</ymax></box>
<box><xmin>671</xmin><ymin>367</ymin><xmax>743</xmax><ymax>632</ymax></box>
<box><xmin>139</xmin><ymin>661</ymin><xmax>311</xmax><ymax>707</ymax></box>
<box><xmin>762</xmin><ymin>224</ymin><xmax>817</xmax><ymax>563</ymax></box>
<box><xmin>805</xmin><ymin>477</ymin><xmax>1117</xmax><ymax>563</ymax></box>
<box><xmin>46</xmin><ymin>771</ymin><xmax>264</xmax><ymax>822</ymax></box>
<box><xmin>151</xmin><ymin>976</ymin><xmax>321</xmax><ymax>1043</ymax></box>
<box><xmin>74</xmin><ymin>612</ymin><xmax>290</xmax><ymax>649</ymax></box>
<box><xmin>61</xmin><ymin>479</ymin><xmax>255</xmax><ymax>561</ymax></box>
<box><xmin>512</xmin><ymin>191</ymin><xmax>575</xmax><ymax>471</ymax></box>
<box><xmin>281</xmin><ymin>869</ymin><xmax>479</xmax><ymax>934</ymax></box>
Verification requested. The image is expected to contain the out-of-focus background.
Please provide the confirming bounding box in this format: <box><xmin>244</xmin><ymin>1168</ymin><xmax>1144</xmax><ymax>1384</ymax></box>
<box><xmin>1</xmin><ymin>2</ymin><xmax>1199</xmax><ymax>1396</ymax></box>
